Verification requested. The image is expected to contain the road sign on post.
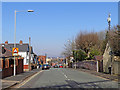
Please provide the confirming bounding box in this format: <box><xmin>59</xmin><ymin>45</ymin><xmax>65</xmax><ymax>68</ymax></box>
<box><xmin>12</xmin><ymin>48</ymin><xmax>19</xmax><ymax>56</ymax></box>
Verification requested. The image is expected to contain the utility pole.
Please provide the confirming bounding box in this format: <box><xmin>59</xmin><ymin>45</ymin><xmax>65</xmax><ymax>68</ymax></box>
<box><xmin>45</xmin><ymin>53</ymin><xmax>47</xmax><ymax>64</ymax></box>
<box><xmin>75</xmin><ymin>51</ymin><xmax>77</xmax><ymax>69</ymax></box>
<box><xmin>29</xmin><ymin>37</ymin><xmax>31</xmax><ymax>71</ymax></box>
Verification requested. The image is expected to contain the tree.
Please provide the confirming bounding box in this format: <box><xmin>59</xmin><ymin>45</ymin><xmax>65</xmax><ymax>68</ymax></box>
<box><xmin>61</xmin><ymin>39</ymin><xmax>76</xmax><ymax>57</ymax></box>
<box><xmin>108</xmin><ymin>25</ymin><xmax>120</xmax><ymax>56</ymax></box>
<box><xmin>73</xmin><ymin>50</ymin><xmax>87</xmax><ymax>61</ymax></box>
<box><xmin>89</xmin><ymin>48</ymin><xmax>100</xmax><ymax>59</ymax></box>
<box><xmin>75</xmin><ymin>31</ymin><xmax>99</xmax><ymax>55</ymax></box>
<box><xmin>97</xmin><ymin>30</ymin><xmax>107</xmax><ymax>55</ymax></box>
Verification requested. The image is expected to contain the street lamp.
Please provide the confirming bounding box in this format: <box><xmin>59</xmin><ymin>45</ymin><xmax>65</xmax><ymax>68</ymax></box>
<box><xmin>14</xmin><ymin>10</ymin><xmax>34</xmax><ymax>76</ymax></box>
<box><xmin>28</xmin><ymin>10</ymin><xmax>34</xmax><ymax>12</ymax></box>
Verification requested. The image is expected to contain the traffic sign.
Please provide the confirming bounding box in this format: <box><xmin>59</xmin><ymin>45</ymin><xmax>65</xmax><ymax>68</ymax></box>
<box><xmin>12</xmin><ymin>48</ymin><xmax>19</xmax><ymax>56</ymax></box>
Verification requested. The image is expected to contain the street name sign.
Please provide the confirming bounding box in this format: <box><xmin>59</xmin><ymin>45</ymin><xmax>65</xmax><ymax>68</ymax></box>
<box><xmin>12</xmin><ymin>48</ymin><xmax>19</xmax><ymax>56</ymax></box>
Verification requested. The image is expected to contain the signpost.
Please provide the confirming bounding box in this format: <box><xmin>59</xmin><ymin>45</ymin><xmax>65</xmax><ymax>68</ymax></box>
<box><xmin>12</xmin><ymin>48</ymin><xmax>19</xmax><ymax>56</ymax></box>
<box><xmin>12</xmin><ymin>48</ymin><xmax>19</xmax><ymax>76</ymax></box>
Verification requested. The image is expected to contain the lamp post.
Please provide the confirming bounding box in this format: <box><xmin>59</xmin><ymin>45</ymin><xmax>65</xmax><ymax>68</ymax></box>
<box><xmin>14</xmin><ymin>10</ymin><xmax>34</xmax><ymax>76</ymax></box>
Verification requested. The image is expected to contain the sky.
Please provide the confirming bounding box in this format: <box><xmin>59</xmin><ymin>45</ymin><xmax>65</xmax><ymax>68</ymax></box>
<box><xmin>2</xmin><ymin>2</ymin><xmax>118</xmax><ymax>57</ymax></box>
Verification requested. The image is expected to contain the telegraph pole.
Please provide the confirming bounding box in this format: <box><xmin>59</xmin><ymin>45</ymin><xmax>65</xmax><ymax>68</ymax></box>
<box><xmin>29</xmin><ymin>37</ymin><xmax>31</xmax><ymax>71</ymax></box>
<box><xmin>45</xmin><ymin>53</ymin><xmax>47</xmax><ymax>64</ymax></box>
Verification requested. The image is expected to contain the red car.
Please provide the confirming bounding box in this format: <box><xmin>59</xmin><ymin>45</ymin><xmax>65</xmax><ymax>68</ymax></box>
<box><xmin>59</xmin><ymin>65</ymin><xmax>63</xmax><ymax>68</ymax></box>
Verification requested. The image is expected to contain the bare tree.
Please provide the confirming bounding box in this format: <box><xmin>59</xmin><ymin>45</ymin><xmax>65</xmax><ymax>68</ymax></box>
<box><xmin>62</xmin><ymin>39</ymin><xmax>76</xmax><ymax>57</ymax></box>
<box><xmin>75</xmin><ymin>31</ymin><xmax>99</xmax><ymax>53</ymax></box>
<box><xmin>108</xmin><ymin>25</ymin><xmax>120</xmax><ymax>55</ymax></box>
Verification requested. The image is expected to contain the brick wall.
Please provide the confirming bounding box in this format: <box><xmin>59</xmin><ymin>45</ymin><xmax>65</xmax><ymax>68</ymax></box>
<box><xmin>1</xmin><ymin>57</ymin><xmax>23</xmax><ymax>78</ymax></box>
<box><xmin>73</xmin><ymin>60</ymin><xmax>97</xmax><ymax>71</ymax></box>
<box><xmin>16</xmin><ymin>58</ymin><xmax>23</xmax><ymax>74</ymax></box>
<box><xmin>2</xmin><ymin>67</ymin><xmax>13</xmax><ymax>78</ymax></box>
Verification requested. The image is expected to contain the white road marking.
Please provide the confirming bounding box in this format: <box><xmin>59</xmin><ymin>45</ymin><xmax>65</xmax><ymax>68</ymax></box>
<box><xmin>64</xmin><ymin>75</ymin><xmax>68</xmax><ymax>78</ymax></box>
<box><xmin>67</xmin><ymin>79</ymin><xmax>70</xmax><ymax>80</ymax></box>
<box><xmin>59</xmin><ymin>69</ymin><xmax>71</xmax><ymax>81</ymax></box>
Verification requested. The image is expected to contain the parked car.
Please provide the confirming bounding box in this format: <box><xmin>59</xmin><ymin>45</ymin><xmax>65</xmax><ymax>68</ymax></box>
<box><xmin>53</xmin><ymin>65</ymin><xmax>59</xmax><ymax>68</ymax></box>
<box><xmin>42</xmin><ymin>64</ymin><xmax>50</xmax><ymax>70</ymax></box>
<box><xmin>59</xmin><ymin>65</ymin><xmax>63</xmax><ymax>68</ymax></box>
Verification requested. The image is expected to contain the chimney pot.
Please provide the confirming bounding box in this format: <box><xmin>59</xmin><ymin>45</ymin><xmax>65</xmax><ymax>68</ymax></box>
<box><xmin>5</xmin><ymin>41</ymin><xmax>8</xmax><ymax>45</ymax></box>
<box><xmin>19</xmin><ymin>40</ymin><xmax>23</xmax><ymax>45</ymax></box>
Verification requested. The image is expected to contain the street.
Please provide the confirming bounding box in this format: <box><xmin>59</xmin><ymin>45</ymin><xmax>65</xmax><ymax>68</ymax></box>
<box><xmin>20</xmin><ymin>68</ymin><xmax>118</xmax><ymax>88</ymax></box>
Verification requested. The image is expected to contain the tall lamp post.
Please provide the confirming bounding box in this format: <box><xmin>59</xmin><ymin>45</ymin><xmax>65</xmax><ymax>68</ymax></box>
<box><xmin>14</xmin><ymin>10</ymin><xmax>34</xmax><ymax>76</ymax></box>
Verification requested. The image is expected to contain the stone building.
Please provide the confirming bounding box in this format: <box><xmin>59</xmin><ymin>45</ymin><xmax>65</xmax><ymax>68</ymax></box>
<box><xmin>103</xmin><ymin>43</ymin><xmax>120</xmax><ymax>75</ymax></box>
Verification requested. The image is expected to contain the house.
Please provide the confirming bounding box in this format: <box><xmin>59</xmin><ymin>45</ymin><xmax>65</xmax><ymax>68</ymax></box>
<box><xmin>103</xmin><ymin>43</ymin><xmax>120</xmax><ymax>75</ymax></box>
<box><xmin>37</xmin><ymin>55</ymin><xmax>46</xmax><ymax>65</ymax></box>
<box><xmin>103</xmin><ymin>43</ymin><xmax>112</xmax><ymax>73</ymax></box>
<box><xmin>31</xmin><ymin>53</ymin><xmax>38</xmax><ymax>69</ymax></box>
<box><xmin>1</xmin><ymin>40</ymin><xmax>35</xmax><ymax>71</ymax></box>
<box><xmin>32</xmin><ymin>53</ymin><xmax>37</xmax><ymax>64</ymax></box>
<box><xmin>0</xmin><ymin>45</ymin><xmax>23</xmax><ymax>78</ymax></box>
<box><xmin>46</xmin><ymin>57</ymin><xmax>52</xmax><ymax>63</ymax></box>
<box><xmin>94</xmin><ymin>56</ymin><xmax>103</xmax><ymax>72</ymax></box>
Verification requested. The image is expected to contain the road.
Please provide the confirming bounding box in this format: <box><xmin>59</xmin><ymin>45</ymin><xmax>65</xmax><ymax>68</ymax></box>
<box><xmin>20</xmin><ymin>68</ymin><xmax>118</xmax><ymax>88</ymax></box>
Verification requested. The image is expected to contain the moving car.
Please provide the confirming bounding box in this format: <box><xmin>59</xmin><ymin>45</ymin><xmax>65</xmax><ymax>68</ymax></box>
<box><xmin>42</xmin><ymin>64</ymin><xmax>50</xmax><ymax>70</ymax></box>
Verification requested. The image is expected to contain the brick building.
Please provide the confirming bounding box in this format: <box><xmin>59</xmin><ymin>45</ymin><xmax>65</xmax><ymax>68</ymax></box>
<box><xmin>37</xmin><ymin>55</ymin><xmax>46</xmax><ymax>65</ymax></box>
<box><xmin>1</xmin><ymin>41</ymin><xmax>35</xmax><ymax>71</ymax></box>
<box><xmin>0</xmin><ymin>46</ymin><xmax>24</xmax><ymax>78</ymax></box>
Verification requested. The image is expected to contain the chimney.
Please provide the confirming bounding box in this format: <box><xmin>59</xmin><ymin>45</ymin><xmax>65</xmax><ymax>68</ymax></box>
<box><xmin>5</xmin><ymin>41</ymin><xmax>8</xmax><ymax>45</ymax></box>
<box><xmin>19</xmin><ymin>40</ymin><xmax>23</xmax><ymax>45</ymax></box>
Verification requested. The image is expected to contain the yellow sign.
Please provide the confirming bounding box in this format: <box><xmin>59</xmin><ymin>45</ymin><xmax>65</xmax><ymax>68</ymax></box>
<box><xmin>12</xmin><ymin>48</ymin><xmax>19</xmax><ymax>56</ymax></box>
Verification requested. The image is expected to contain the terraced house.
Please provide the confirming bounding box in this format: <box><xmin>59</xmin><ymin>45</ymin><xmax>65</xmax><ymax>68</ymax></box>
<box><xmin>1</xmin><ymin>40</ymin><xmax>36</xmax><ymax>71</ymax></box>
<box><xmin>0</xmin><ymin>45</ymin><xmax>24</xmax><ymax>78</ymax></box>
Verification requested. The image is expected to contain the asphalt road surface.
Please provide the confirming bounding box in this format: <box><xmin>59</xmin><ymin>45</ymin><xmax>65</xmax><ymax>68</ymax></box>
<box><xmin>20</xmin><ymin>68</ymin><xmax>118</xmax><ymax>88</ymax></box>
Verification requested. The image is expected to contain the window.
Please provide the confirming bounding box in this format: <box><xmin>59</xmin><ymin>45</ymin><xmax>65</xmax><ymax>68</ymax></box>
<box><xmin>3</xmin><ymin>58</ymin><xmax>5</xmax><ymax>68</ymax></box>
<box><xmin>9</xmin><ymin>59</ymin><xmax>14</xmax><ymax>67</ymax></box>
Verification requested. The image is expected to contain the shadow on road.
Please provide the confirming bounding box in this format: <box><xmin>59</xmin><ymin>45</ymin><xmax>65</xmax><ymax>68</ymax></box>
<box><xmin>17</xmin><ymin>79</ymin><xmax>117</xmax><ymax>89</ymax></box>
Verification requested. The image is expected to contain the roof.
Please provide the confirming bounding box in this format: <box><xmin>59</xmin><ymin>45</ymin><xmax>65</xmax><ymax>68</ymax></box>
<box><xmin>0</xmin><ymin>46</ymin><xmax>12</xmax><ymax>57</ymax></box>
<box><xmin>94</xmin><ymin>56</ymin><xmax>103</xmax><ymax>61</ymax></box>
<box><xmin>37</xmin><ymin>55</ymin><xmax>46</xmax><ymax>58</ymax></box>
<box><xmin>1</xmin><ymin>44</ymin><xmax>29</xmax><ymax>52</ymax></box>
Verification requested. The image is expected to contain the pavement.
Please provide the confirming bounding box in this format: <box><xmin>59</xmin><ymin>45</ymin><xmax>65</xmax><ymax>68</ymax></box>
<box><xmin>1</xmin><ymin>68</ymin><xmax>41</xmax><ymax>89</ymax></box>
<box><xmin>20</xmin><ymin>68</ymin><xmax>118</xmax><ymax>88</ymax></box>
<box><xmin>73</xmin><ymin>68</ymin><xmax>118</xmax><ymax>81</ymax></box>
